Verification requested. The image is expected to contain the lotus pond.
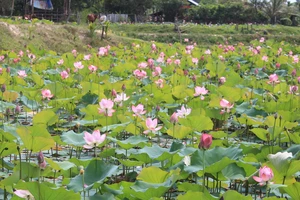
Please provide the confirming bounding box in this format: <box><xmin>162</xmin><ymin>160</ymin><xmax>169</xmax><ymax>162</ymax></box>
<box><xmin>0</xmin><ymin>38</ymin><xmax>299</xmax><ymax>200</ymax></box>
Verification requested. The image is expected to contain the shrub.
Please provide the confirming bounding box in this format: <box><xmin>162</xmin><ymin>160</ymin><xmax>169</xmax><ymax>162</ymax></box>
<box><xmin>280</xmin><ymin>18</ymin><xmax>292</xmax><ymax>26</ymax></box>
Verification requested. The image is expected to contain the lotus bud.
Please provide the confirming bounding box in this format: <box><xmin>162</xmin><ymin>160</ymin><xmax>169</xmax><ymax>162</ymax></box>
<box><xmin>254</xmin><ymin>68</ymin><xmax>259</xmax><ymax>75</ymax></box>
<box><xmin>200</xmin><ymin>56</ymin><xmax>204</xmax><ymax>61</ymax></box>
<box><xmin>184</xmin><ymin>69</ymin><xmax>188</xmax><ymax>76</ymax></box>
<box><xmin>156</xmin><ymin>105</ymin><xmax>160</xmax><ymax>112</ymax></box>
<box><xmin>170</xmin><ymin>112</ymin><xmax>178</xmax><ymax>124</ymax></box>
<box><xmin>1</xmin><ymin>84</ymin><xmax>6</xmax><ymax>93</ymax></box>
<box><xmin>111</xmin><ymin>89</ymin><xmax>117</xmax><ymax>97</ymax></box>
<box><xmin>79</xmin><ymin>166</ymin><xmax>84</xmax><ymax>175</ymax></box>
<box><xmin>6</xmin><ymin>67</ymin><xmax>10</xmax><ymax>73</ymax></box>
<box><xmin>5</xmin><ymin>108</ymin><xmax>10</xmax><ymax>116</ymax></box>
<box><xmin>291</xmin><ymin>69</ymin><xmax>296</xmax><ymax>77</ymax></box>
<box><xmin>274</xmin><ymin>113</ymin><xmax>278</xmax><ymax>119</ymax></box>
<box><xmin>237</xmin><ymin>63</ymin><xmax>241</xmax><ymax>69</ymax></box>
<box><xmin>122</xmin><ymin>84</ymin><xmax>126</xmax><ymax>91</ymax></box>
<box><xmin>192</xmin><ymin>74</ymin><xmax>197</xmax><ymax>82</ymax></box>
<box><xmin>275</xmin><ymin>63</ymin><xmax>280</xmax><ymax>69</ymax></box>
<box><xmin>15</xmin><ymin>105</ymin><xmax>21</xmax><ymax>114</ymax></box>
<box><xmin>198</xmin><ymin>133</ymin><xmax>212</xmax><ymax>150</ymax></box>
<box><xmin>37</xmin><ymin>151</ymin><xmax>46</xmax><ymax>169</ymax></box>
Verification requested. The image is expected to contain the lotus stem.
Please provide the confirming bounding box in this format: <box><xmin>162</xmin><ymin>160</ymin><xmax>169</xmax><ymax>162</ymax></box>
<box><xmin>202</xmin><ymin>150</ymin><xmax>206</xmax><ymax>192</ymax></box>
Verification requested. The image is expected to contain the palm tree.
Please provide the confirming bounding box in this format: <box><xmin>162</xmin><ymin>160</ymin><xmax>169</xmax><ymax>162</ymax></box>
<box><xmin>262</xmin><ymin>0</ymin><xmax>286</xmax><ymax>24</ymax></box>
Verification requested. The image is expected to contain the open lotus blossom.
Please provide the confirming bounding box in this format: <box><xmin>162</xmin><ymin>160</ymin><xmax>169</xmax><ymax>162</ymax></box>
<box><xmin>83</xmin><ymin>130</ymin><xmax>106</xmax><ymax>149</ymax></box>
<box><xmin>262</xmin><ymin>55</ymin><xmax>268</xmax><ymax>62</ymax></box>
<box><xmin>18</xmin><ymin>50</ymin><xmax>24</xmax><ymax>57</ymax></box>
<box><xmin>289</xmin><ymin>85</ymin><xmax>298</xmax><ymax>94</ymax></box>
<box><xmin>84</xmin><ymin>54</ymin><xmax>91</xmax><ymax>60</ymax></box>
<box><xmin>155</xmin><ymin>79</ymin><xmax>164</xmax><ymax>88</ymax></box>
<box><xmin>192</xmin><ymin>58</ymin><xmax>199</xmax><ymax>65</ymax></box>
<box><xmin>259</xmin><ymin>37</ymin><xmax>265</xmax><ymax>43</ymax></box>
<box><xmin>17</xmin><ymin>70</ymin><xmax>27</xmax><ymax>78</ymax></box>
<box><xmin>292</xmin><ymin>55</ymin><xmax>299</xmax><ymax>63</ymax></box>
<box><xmin>14</xmin><ymin>189</ymin><xmax>34</xmax><ymax>199</ymax></box>
<box><xmin>148</xmin><ymin>58</ymin><xmax>154</xmax><ymax>66</ymax></box>
<box><xmin>174</xmin><ymin>59</ymin><xmax>181</xmax><ymax>65</ymax></box>
<box><xmin>152</xmin><ymin>67</ymin><xmax>162</xmax><ymax>77</ymax></box>
<box><xmin>132</xmin><ymin>104</ymin><xmax>146</xmax><ymax>116</ymax></box>
<box><xmin>205</xmin><ymin>49</ymin><xmax>211</xmax><ymax>55</ymax></box>
<box><xmin>114</xmin><ymin>92</ymin><xmax>130</xmax><ymax>107</ymax></box>
<box><xmin>138</xmin><ymin>62</ymin><xmax>148</xmax><ymax>69</ymax></box>
<box><xmin>267</xmin><ymin>74</ymin><xmax>280</xmax><ymax>85</ymax></box>
<box><xmin>41</xmin><ymin>89</ymin><xmax>53</xmax><ymax>100</ymax></box>
<box><xmin>184</xmin><ymin>38</ymin><xmax>189</xmax><ymax>42</ymax></box>
<box><xmin>88</xmin><ymin>65</ymin><xmax>97</xmax><ymax>73</ymax></box>
<box><xmin>199</xmin><ymin>133</ymin><xmax>213</xmax><ymax>149</ymax></box>
<box><xmin>98</xmin><ymin>99</ymin><xmax>115</xmax><ymax>117</ymax></box>
<box><xmin>183</xmin><ymin>156</ymin><xmax>191</xmax><ymax>166</ymax></box>
<box><xmin>133</xmin><ymin>69</ymin><xmax>147</xmax><ymax>80</ymax></box>
<box><xmin>0</xmin><ymin>55</ymin><xmax>5</xmax><ymax>62</ymax></box>
<box><xmin>176</xmin><ymin>105</ymin><xmax>191</xmax><ymax>118</ymax></box>
<box><xmin>253</xmin><ymin>166</ymin><xmax>274</xmax><ymax>186</ymax></box>
<box><xmin>37</xmin><ymin>151</ymin><xmax>47</xmax><ymax>169</ymax></box>
<box><xmin>220</xmin><ymin>98</ymin><xmax>234</xmax><ymax>114</ymax></box>
<box><xmin>60</xmin><ymin>70</ymin><xmax>69</xmax><ymax>79</ymax></box>
<box><xmin>194</xmin><ymin>86</ymin><xmax>208</xmax><ymax>100</ymax></box>
<box><xmin>166</xmin><ymin>58</ymin><xmax>173</xmax><ymax>65</ymax></box>
<box><xmin>28</xmin><ymin>53</ymin><xmax>36</xmax><ymax>60</ymax></box>
<box><xmin>57</xmin><ymin>59</ymin><xmax>64</xmax><ymax>65</ymax></box>
<box><xmin>219</xmin><ymin>77</ymin><xmax>226</xmax><ymax>84</ymax></box>
<box><xmin>74</xmin><ymin>61</ymin><xmax>84</xmax><ymax>70</ymax></box>
<box><xmin>98</xmin><ymin>47</ymin><xmax>108</xmax><ymax>56</ymax></box>
<box><xmin>143</xmin><ymin>118</ymin><xmax>162</xmax><ymax>134</ymax></box>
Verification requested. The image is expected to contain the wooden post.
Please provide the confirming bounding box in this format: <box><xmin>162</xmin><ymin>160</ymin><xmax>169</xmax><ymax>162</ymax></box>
<box><xmin>31</xmin><ymin>0</ymin><xmax>34</xmax><ymax>15</ymax></box>
<box><xmin>10</xmin><ymin>0</ymin><xmax>15</xmax><ymax>17</ymax></box>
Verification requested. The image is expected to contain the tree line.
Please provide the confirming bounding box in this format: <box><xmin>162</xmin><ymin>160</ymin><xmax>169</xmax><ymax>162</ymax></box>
<box><xmin>0</xmin><ymin>0</ymin><xmax>299</xmax><ymax>25</ymax></box>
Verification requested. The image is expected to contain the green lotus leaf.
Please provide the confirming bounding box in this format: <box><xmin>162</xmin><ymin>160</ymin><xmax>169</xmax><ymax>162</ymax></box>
<box><xmin>89</xmin><ymin>193</ymin><xmax>115</xmax><ymax>200</ymax></box>
<box><xmin>33</xmin><ymin>110</ymin><xmax>58</xmax><ymax>125</ymax></box>
<box><xmin>221</xmin><ymin>163</ymin><xmax>246</xmax><ymax>180</ymax></box>
<box><xmin>119</xmin><ymin>159</ymin><xmax>144</xmax><ymax>167</ymax></box>
<box><xmin>3</xmin><ymin>91</ymin><xmax>19</xmax><ymax>102</ymax></box>
<box><xmin>284</xmin><ymin>182</ymin><xmax>300</xmax><ymax>200</ymax></box>
<box><xmin>179</xmin><ymin>115</ymin><xmax>213</xmax><ymax>132</ymax></box>
<box><xmin>110</xmin><ymin>135</ymin><xmax>148</xmax><ymax>150</ymax></box>
<box><xmin>221</xmin><ymin>190</ymin><xmax>252</xmax><ymax>200</ymax></box>
<box><xmin>166</xmin><ymin>124</ymin><xmax>192</xmax><ymax>139</ymax></box>
<box><xmin>250</xmin><ymin>128</ymin><xmax>269</xmax><ymax>141</ymax></box>
<box><xmin>14</xmin><ymin>181</ymin><xmax>80</xmax><ymax>200</ymax></box>
<box><xmin>45</xmin><ymin>158</ymin><xmax>76</xmax><ymax>171</ymax></box>
<box><xmin>177</xmin><ymin>191</ymin><xmax>217</xmax><ymax>200</ymax></box>
<box><xmin>20</xmin><ymin>95</ymin><xmax>40</xmax><ymax>110</ymax></box>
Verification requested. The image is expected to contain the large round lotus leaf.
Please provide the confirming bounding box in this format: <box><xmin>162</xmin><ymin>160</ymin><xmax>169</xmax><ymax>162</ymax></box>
<box><xmin>166</xmin><ymin>124</ymin><xmax>192</xmax><ymax>139</ymax></box>
<box><xmin>284</xmin><ymin>182</ymin><xmax>300</xmax><ymax>200</ymax></box>
<box><xmin>45</xmin><ymin>158</ymin><xmax>76</xmax><ymax>171</ymax></box>
<box><xmin>13</xmin><ymin>181</ymin><xmax>80</xmax><ymax>200</ymax></box>
<box><xmin>60</xmin><ymin>131</ymin><xmax>86</xmax><ymax>147</ymax></box>
<box><xmin>179</xmin><ymin>115</ymin><xmax>213</xmax><ymax>132</ymax></box>
<box><xmin>110</xmin><ymin>135</ymin><xmax>148</xmax><ymax>150</ymax></box>
<box><xmin>177</xmin><ymin>191</ymin><xmax>217</xmax><ymax>200</ymax></box>
<box><xmin>221</xmin><ymin>190</ymin><xmax>252</xmax><ymax>200</ymax></box>
<box><xmin>33</xmin><ymin>110</ymin><xmax>58</xmax><ymax>125</ymax></box>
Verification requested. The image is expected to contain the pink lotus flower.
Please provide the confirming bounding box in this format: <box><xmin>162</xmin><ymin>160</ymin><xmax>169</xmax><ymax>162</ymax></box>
<box><xmin>148</xmin><ymin>58</ymin><xmax>154</xmax><ymax>66</ymax></box>
<box><xmin>174</xmin><ymin>59</ymin><xmax>181</xmax><ymax>65</ymax></box>
<box><xmin>72</xmin><ymin>49</ymin><xmax>77</xmax><ymax>56</ymax></box>
<box><xmin>194</xmin><ymin>86</ymin><xmax>208</xmax><ymax>100</ymax></box>
<box><xmin>220</xmin><ymin>98</ymin><xmax>234</xmax><ymax>114</ymax></box>
<box><xmin>132</xmin><ymin>104</ymin><xmax>146</xmax><ymax>116</ymax></box>
<box><xmin>37</xmin><ymin>151</ymin><xmax>47</xmax><ymax>169</ymax></box>
<box><xmin>170</xmin><ymin>112</ymin><xmax>178</xmax><ymax>124</ymax></box>
<box><xmin>156</xmin><ymin>57</ymin><xmax>164</xmax><ymax>63</ymax></box>
<box><xmin>192</xmin><ymin>58</ymin><xmax>199</xmax><ymax>65</ymax></box>
<box><xmin>259</xmin><ymin>37</ymin><xmax>265</xmax><ymax>43</ymax></box>
<box><xmin>88</xmin><ymin>65</ymin><xmax>97</xmax><ymax>73</ymax></box>
<box><xmin>275</xmin><ymin>63</ymin><xmax>280</xmax><ymax>69</ymax></box>
<box><xmin>155</xmin><ymin>79</ymin><xmax>164</xmax><ymax>88</ymax></box>
<box><xmin>0</xmin><ymin>55</ymin><xmax>4</xmax><ymax>62</ymax></box>
<box><xmin>184</xmin><ymin>38</ymin><xmax>189</xmax><ymax>42</ymax></box>
<box><xmin>98</xmin><ymin>99</ymin><xmax>115</xmax><ymax>117</ymax></box>
<box><xmin>28</xmin><ymin>53</ymin><xmax>36</xmax><ymax>60</ymax></box>
<box><xmin>18</xmin><ymin>50</ymin><xmax>24</xmax><ymax>57</ymax></box>
<box><xmin>98</xmin><ymin>47</ymin><xmax>108</xmax><ymax>56</ymax></box>
<box><xmin>143</xmin><ymin>118</ymin><xmax>162</xmax><ymax>134</ymax></box>
<box><xmin>133</xmin><ymin>69</ymin><xmax>147</xmax><ymax>80</ymax></box>
<box><xmin>253</xmin><ymin>166</ymin><xmax>274</xmax><ymax>186</ymax></box>
<box><xmin>138</xmin><ymin>62</ymin><xmax>148</xmax><ymax>69</ymax></box>
<box><xmin>199</xmin><ymin>133</ymin><xmax>212</xmax><ymax>149</ymax></box>
<box><xmin>166</xmin><ymin>58</ymin><xmax>173</xmax><ymax>65</ymax></box>
<box><xmin>292</xmin><ymin>55</ymin><xmax>299</xmax><ymax>63</ymax></box>
<box><xmin>114</xmin><ymin>92</ymin><xmax>130</xmax><ymax>107</ymax></box>
<box><xmin>60</xmin><ymin>70</ymin><xmax>69</xmax><ymax>79</ymax></box>
<box><xmin>151</xmin><ymin>43</ymin><xmax>157</xmax><ymax>51</ymax></box>
<box><xmin>152</xmin><ymin>67</ymin><xmax>162</xmax><ymax>77</ymax></box>
<box><xmin>111</xmin><ymin>89</ymin><xmax>117</xmax><ymax>97</ymax></box>
<box><xmin>291</xmin><ymin>69</ymin><xmax>296</xmax><ymax>77</ymax></box>
<box><xmin>262</xmin><ymin>55</ymin><xmax>268</xmax><ymax>62</ymax></box>
<box><xmin>219</xmin><ymin>77</ymin><xmax>226</xmax><ymax>84</ymax></box>
<box><xmin>267</xmin><ymin>74</ymin><xmax>280</xmax><ymax>85</ymax></box>
<box><xmin>84</xmin><ymin>54</ymin><xmax>91</xmax><ymax>60</ymax></box>
<box><xmin>205</xmin><ymin>49</ymin><xmax>211</xmax><ymax>55</ymax></box>
<box><xmin>298</xmin><ymin>76</ymin><xmax>300</xmax><ymax>84</ymax></box>
<box><xmin>176</xmin><ymin>105</ymin><xmax>191</xmax><ymax>118</ymax></box>
<box><xmin>83</xmin><ymin>130</ymin><xmax>106</xmax><ymax>149</ymax></box>
<box><xmin>159</xmin><ymin>52</ymin><xmax>165</xmax><ymax>58</ymax></box>
<box><xmin>14</xmin><ymin>189</ymin><xmax>34</xmax><ymax>199</ymax></box>
<box><xmin>289</xmin><ymin>85</ymin><xmax>298</xmax><ymax>94</ymax></box>
<box><xmin>17</xmin><ymin>70</ymin><xmax>27</xmax><ymax>78</ymax></box>
<box><xmin>74</xmin><ymin>61</ymin><xmax>84</xmax><ymax>70</ymax></box>
<box><xmin>41</xmin><ymin>89</ymin><xmax>53</xmax><ymax>100</ymax></box>
<box><xmin>57</xmin><ymin>59</ymin><xmax>64</xmax><ymax>65</ymax></box>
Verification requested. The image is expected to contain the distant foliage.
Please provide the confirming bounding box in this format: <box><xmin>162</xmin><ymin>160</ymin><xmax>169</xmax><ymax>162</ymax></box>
<box><xmin>280</xmin><ymin>18</ymin><xmax>292</xmax><ymax>26</ymax></box>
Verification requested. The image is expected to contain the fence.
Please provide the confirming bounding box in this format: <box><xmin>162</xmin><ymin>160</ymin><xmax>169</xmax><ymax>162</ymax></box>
<box><xmin>107</xmin><ymin>14</ymin><xmax>146</xmax><ymax>23</ymax></box>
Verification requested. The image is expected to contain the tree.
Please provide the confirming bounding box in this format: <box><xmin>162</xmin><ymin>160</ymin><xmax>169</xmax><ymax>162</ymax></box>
<box><xmin>262</xmin><ymin>0</ymin><xmax>286</xmax><ymax>24</ymax></box>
